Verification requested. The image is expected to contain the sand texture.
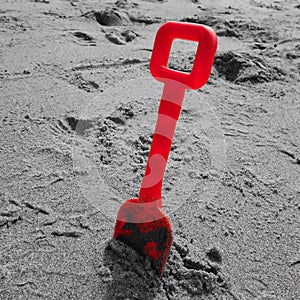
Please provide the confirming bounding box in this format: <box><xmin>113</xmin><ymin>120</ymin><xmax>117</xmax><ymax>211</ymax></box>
<box><xmin>1</xmin><ymin>0</ymin><xmax>299</xmax><ymax>299</ymax></box>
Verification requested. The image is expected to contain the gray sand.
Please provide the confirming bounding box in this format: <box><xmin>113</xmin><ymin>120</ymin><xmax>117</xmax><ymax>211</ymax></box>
<box><xmin>1</xmin><ymin>0</ymin><xmax>299</xmax><ymax>299</ymax></box>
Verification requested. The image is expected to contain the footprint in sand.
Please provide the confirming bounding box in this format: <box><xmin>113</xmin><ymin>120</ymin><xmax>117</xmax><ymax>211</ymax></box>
<box><xmin>214</xmin><ymin>51</ymin><xmax>285</xmax><ymax>84</ymax></box>
<box><xmin>94</xmin><ymin>8</ymin><xmax>140</xmax><ymax>45</ymax></box>
<box><xmin>68</xmin><ymin>72</ymin><xmax>100</xmax><ymax>92</ymax></box>
<box><xmin>94</xmin><ymin>8</ymin><xmax>129</xmax><ymax>26</ymax></box>
<box><xmin>72</xmin><ymin>31</ymin><xmax>96</xmax><ymax>46</ymax></box>
<box><xmin>105</xmin><ymin>29</ymin><xmax>139</xmax><ymax>45</ymax></box>
<box><xmin>181</xmin><ymin>15</ymin><xmax>279</xmax><ymax>42</ymax></box>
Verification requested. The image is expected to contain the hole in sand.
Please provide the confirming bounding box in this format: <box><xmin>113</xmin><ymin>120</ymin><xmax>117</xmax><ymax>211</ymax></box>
<box><xmin>167</xmin><ymin>39</ymin><xmax>198</xmax><ymax>73</ymax></box>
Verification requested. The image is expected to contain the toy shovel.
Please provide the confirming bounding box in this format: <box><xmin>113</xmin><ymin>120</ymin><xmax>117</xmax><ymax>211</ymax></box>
<box><xmin>113</xmin><ymin>21</ymin><xmax>217</xmax><ymax>276</ymax></box>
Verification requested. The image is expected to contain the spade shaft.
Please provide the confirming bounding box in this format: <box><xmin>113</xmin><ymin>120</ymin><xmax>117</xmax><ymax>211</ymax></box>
<box><xmin>139</xmin><ymin>81</ymin><xmax>186</xmax><ymax>208</ymax></box>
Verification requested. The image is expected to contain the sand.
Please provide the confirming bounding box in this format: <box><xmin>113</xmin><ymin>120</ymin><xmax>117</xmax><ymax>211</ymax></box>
<box><xmin>0</xmin><ymin>0</ymin><xmax>299</xmax><ymax>299</ymax></box>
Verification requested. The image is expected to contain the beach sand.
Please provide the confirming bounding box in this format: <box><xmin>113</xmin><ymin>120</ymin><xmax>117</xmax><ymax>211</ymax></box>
<box><xmin>0</xmin><ymin>0</ymin><xmax>299</xmax><ymax>299</ymax></box>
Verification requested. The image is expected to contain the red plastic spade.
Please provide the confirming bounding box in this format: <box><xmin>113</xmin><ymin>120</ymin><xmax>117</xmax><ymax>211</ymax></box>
<box><xmin>113</xmin><ymin>21</ymin><xmax>217</xmax><ymax>276</ymax></box>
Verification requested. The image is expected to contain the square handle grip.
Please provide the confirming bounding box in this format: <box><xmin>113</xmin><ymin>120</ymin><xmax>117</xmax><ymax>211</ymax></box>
<box><xmin>150</xmin><ymin>21</ymin><xmax>218</xmax><ymax>90</ymax></box>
